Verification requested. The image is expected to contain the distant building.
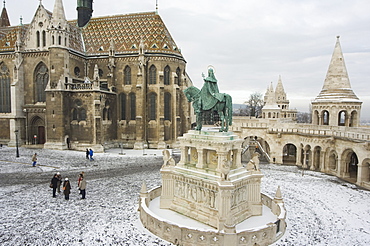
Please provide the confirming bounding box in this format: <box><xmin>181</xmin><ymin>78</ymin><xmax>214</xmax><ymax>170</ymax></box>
<box><xmin>262</xmin><ymin>76</ymin><xmax>297</xmax><ymax>121</ymax></box>
<box><xmin>0</xmin><ymin>0</ymin><xmax>192</xmax><ymax>151</ymax></box>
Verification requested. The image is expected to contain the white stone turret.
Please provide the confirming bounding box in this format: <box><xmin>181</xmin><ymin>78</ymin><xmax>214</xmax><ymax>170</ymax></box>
<box><xmin>311</xmin><ymin>36</ymin><xmax>362</xmax><ymax>126</ymax></box>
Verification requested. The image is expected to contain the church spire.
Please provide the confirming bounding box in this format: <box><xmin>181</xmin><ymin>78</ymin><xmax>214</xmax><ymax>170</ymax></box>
<box><xmin>315</xmin><ymin>36</ymin><xmax>359</xmax><ymax>101</ymax></box>
<box><xmin>0</xmin><ymin>0</ymin><xmax>10</xmax><ymax>27</ymax></box>
<box><xmin>51</xmin><ymin>0</ymin><xmax>67</xmax><ymax>26</ymax></box>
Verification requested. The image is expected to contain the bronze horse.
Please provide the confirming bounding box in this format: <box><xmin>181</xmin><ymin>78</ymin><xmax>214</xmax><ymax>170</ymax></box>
<box><xmin>184</xmin><ymin>86</ymin><xmax>232</xmax><ymax>132</ymax></box>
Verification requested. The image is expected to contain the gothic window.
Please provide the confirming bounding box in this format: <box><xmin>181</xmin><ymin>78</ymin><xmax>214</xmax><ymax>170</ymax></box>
<box><xmin>0</xmin><ymin>64</ymin><xmax>11</xmax><ymax>113</ymax></box>
<box><xmin>36</xmin><ymin>31</ymin><xmax>40</xmax><ymax>47</ymax></box>
<box><xmin>58</xmin><ymin>36</ymin><xmax>62</xmax><ymax>45</ymax></box>
<box><xmin>42</xmin><ymin>31</ymin><xmax>46</xmax><ymax>47</ymax></box>
<box><xmin>164</xmin><ymin>92</ymin><xmax>171</xmax><ymax>120</ymax></box>
<box><xmin>99</xmin><ymin>69</ymin><xmax>103</xmax><ymax>77</ymax></box>
<box><xmin>149</xmin><ymin>93</ymin><xmax>157</xmax><ymax>120</ymax></box>
<box><xmin>119</xmin><ymin>93</ymin><xmax>126</xmax><ymax>120</ymax></box>
<box><xmin>129</xmin><ymin>93</ymin><xmax>136</xmax><ymax>120</ymax></box>
<box><xmin>103</xmin><ymin>108</ymin><xmax>108</xmax><ymax>120</ymax></box>
<box><xmin>72</xmin><ymin>108</ymin><xmax>78</xmax><ymax>120</ymax></box>
<box><xmin>34</xmin><ymin>63</ymin><xmax>49</xmax><ymax>102</ymax></box>
<box><xmin>164</xmin><ymin>66</ymin><xmax>170</xmax><ymax>85</ymax></box>
<box><xmin>149</xmin><ymin>65</ymin><xmax>156</xmax><ymax>84</ymax></box>
<box><xmin>52</xmin><ymin>35</ymin><xmax>55</xmax><ymax>45</ymax></box>
<box><xmin>175</xmin><ymin>67</ymin><xmax>181</xmax><ymax>85</ymax></box>
<box><xmin>124</xmin><ymin>66</ymin><xmax>131</xmax><ymax>85</ymax></box>
<box><xmin>80</xmin><ymin>108</ymin><xmax>86</xmax><ymax>120</ymax></box>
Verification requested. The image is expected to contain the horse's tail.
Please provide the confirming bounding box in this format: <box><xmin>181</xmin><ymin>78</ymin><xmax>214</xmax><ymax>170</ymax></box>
<box><xmin>226</xmin><ymin>94</ymin><xmax>233</xmax><ymax>125</ymax></box>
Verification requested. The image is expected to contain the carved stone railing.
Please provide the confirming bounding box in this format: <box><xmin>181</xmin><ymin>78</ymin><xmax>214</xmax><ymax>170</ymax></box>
<box><xmin>65</xmin><ymin>83</ymin><xmax>93</xmax><ymax>90</ymax></box>
<box><xmin>139</xmin><ymin>186</ymin><xmax>286</xmax><ymax>246</ymax></box>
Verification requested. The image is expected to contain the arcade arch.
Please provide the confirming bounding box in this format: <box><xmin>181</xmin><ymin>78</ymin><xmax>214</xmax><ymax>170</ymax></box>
<box><xmin>282</xmin><ymin>143</ymin><xmax>297</xmax><ymax>165</ymax></box>
<box><xmin>341</xmin><ymin>149</ymin><xmax>358</xmax><ymax>180</ymax></box>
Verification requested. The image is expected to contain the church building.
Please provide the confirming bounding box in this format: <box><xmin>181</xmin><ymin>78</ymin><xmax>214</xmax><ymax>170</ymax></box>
<box><xmin>0</xmin><ymin>0</ymin><xmax>192</xmax><ymax>151</ymax></box>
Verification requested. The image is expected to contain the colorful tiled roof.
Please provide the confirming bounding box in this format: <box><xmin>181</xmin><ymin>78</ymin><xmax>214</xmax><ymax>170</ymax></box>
<box><xmin>0</xmin><ymin>25</ymin><xmax>27</xmax><ymax>52</ymax></box>
<box><xmin>0</xmin><ymin>10</ymin><xmax>181</xmax><ymax>57</ymax></box>
<box><xmin>70</xmin><ymin>12</ymin><xmax>181</xmax><ymax>56</ymax></box>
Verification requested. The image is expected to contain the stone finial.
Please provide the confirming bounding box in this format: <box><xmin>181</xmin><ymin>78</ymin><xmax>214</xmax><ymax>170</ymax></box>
<box><xmin>274</xmin><ymin>186</ymin><xmax>283</xmax><ymax>202</ymax></box>
<box><xmin>140</xmin><ymin>181</ymin><xmax>147</xmax><ymax>194</ymax></box>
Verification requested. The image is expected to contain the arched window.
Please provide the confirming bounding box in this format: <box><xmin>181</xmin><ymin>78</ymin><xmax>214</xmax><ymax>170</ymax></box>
<box><xmin>52</xmin><ymin>35</ymin><xmax>55</xmax><ymax>45</ymax></box>
<box><xmin>130</xmin><ymin>93</ymin><xmax>136</xmax><ymax>120</ymax></box>
<box><xmin>164</xmin><ymin>66</ymin><xmax>170</xmax><ymax>85</ymax></box>
<box><xmin>0</xmin><ymin>64</ymin><xmax>11</xmax><ymax>113</ymax></box>
<box><xmin>80</xmin><ymin>108</ymin><xmax>86</xmax><ymax>120</ymax></box>
<box><xmin>34</xmin><ymin>63</ymin><xmax>49</xmax><ymax>102</ymax></box>
<box><xmin>42</xmin><ymin>31</ymin><xmax>46</xmax><ymax>47</ymax></box>
<box><xmin>175</xmin><ymin>67</ymin><xmax>181</xmax><ymax>85</ymax></box>
<box><xmin>322</xmin><ymin>111</ymin><xmax>329</xmax><ymax>125</ymax></box>
<box><xmin>149</xmin><ymin>65</ymin><xmax>156</xmax><ymax>84</ymax></box>
<box><xmin>58</xmin><ymin>36</ymin><xmax>62</xmax><ymax>45</ymax></box>
<box><xmin>149</xmin><ymin>93</ymin><xmax>157</xmax><ymax>120</ymax></box>
<box><xmin>124</xmin><ymin>66</ymin><xmax>131</xmax><ymax>85</ymax></box>
<box><xmin>119</xmin><ymin>93</ymin><xmax>126</xmax><ymax>120</ymax></box>
<box><xmin>338</xmin><ymin>111</ymin><xmax>346</xmax><ymax>126</ymax></box>
<box><xmin>164</xmin><ymin>92</ymin><xmax>171</xmax><ymax>120</ymax></box>
<box><xmin>72</xmin><ymin>108</ymin><xmax>78</xmax><ymax>120</ymax></box>
<box><xmin>103</xmin><ymin>108</ymin><xmax>107</xmax><ymax>120</ymax></box>
<box><xmin>36</xmin><ymin>31</ymin><xmax>40</xmax><ymax>47</ymax></box>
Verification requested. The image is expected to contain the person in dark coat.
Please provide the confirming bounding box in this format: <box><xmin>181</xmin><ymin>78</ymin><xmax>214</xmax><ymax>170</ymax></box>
<box><xmin>86</xmin><ymin>148</ymin><xmax>89</xmax><ymax>160</ymax></box>
<box><xmin>51</xmin><ymin>174</ymin><xmax>59</xmax><ymax>198</ymax></box>
<box><xmin>63</xmin><ymin>178</ymin><xmax>71</xmax><ymax>200</ymax></box>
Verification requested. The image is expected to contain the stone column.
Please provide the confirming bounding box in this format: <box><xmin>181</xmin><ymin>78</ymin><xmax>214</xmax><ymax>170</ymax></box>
<box><xmin>302</xmin><ymin>150</ymin><xmax>308</xmax><ymax>169</ymax></box>
<box><xmin>320</xmin><ymin>150</ymin><xmax>326</xmax><ymax>172</ymax></box>
<box><xmin>196</xmin><ymin>149</ymin><xmax>205</xmax><ymax>168</ymax></box>
<box><xmin>296</xmin><ymin>145</ymin><xmax>302</xmax><ymax>167</ymax></box>
<box><xmin>356</xmin><ymin>162</ymin><xmax>369</xmax><ymax>186</ymax></box>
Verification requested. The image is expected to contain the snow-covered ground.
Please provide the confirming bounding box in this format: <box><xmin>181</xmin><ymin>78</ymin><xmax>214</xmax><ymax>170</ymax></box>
<box><xmin>0</xmin><ymin>146</ymin><xmax>369</xmax><ymax>245</ymax></box>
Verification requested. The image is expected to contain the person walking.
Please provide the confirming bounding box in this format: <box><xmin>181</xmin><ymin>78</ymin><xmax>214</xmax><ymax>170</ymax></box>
<box><xmin>56</xmin><ymin>172</ymin><xmax>62</xmax><ymax>193</ymax></box>
<box><xmin>32</xmin><ymin>153</ymin><xmax>37</xmax><ymax>167</ymax></box>
<box><xmin>89</xmin><ymin>148</ymin><xmax>94</xmax><ymax>161</ymax></box>
<box><xmin>86</xmin><ymin>148</ymin><xmax>89</xmax><ymax>160</ymax></box>
<box><xmin>78</xmin><ymin>176</ymin><xmax>87</xmax><ymax>199</ymax></box>
<box><xmin>77</xmin><ymin>172</ymin><xmax>84</xmax><ymax>194</ymax></box>
<box><xmin>51</xmin><ymin>174</ymin><xmax>59</xmax><ymax>198</ymax></box>
<box><xmin>63</xmin><ymin>178</ymin><xmax>71</xmax><ymax>200</ymax></box>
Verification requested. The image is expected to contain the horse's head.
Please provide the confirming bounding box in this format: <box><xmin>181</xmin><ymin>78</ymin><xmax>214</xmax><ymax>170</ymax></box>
<box><xmin>183</xmin><ymin>86</ymin><xmax>200</xmax><ymax>102</ymax></box>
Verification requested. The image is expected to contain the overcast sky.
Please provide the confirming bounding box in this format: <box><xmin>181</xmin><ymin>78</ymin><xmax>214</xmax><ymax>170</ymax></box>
<box><xmin>5</xmin><ymin>0</ymin><xmax>370</xmax><ymax>118</ymax></box>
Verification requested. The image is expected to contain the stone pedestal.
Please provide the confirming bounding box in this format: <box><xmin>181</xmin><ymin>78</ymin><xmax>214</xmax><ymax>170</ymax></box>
<box><xmin>160</xmin><ymin>129</ymin><xmax>263</xmax><ymax>231</ymax></box>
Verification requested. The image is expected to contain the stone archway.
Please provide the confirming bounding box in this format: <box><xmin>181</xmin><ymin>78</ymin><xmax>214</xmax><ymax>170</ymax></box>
<box><xmin>282</xmin><ymin>143</ymin><xmax>297</xmax><ymax>165</ymax></box>
<box><xmin>30</xmin><ymin>116</ymin><xmax>45</xmax><ymax>144</ymax></box>
<box><xmin>342</xmin><ymin>149</ymin><xmax>358</xmax><ymax>181</ymax></box>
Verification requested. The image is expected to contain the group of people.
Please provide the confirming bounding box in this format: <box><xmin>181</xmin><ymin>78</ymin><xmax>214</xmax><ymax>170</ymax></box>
<box><xmin>50</xmin><ymin>172</ymin><xmax>87</xmax><ymax>200</ymax></box>
<box><xmin>86</xmin><ymin>148</ymin><xmax>94</xmax><ymax>161</ymax></box>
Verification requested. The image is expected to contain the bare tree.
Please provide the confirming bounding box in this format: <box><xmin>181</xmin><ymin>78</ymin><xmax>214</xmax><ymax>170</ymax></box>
<box><xmin>244</xmin><ymin>92</ymin><xmax>263</xmax><ymax>117</ymax></box>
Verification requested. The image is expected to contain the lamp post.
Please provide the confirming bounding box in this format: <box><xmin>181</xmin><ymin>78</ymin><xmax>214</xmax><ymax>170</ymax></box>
<box><xmin>15</xmin><ymin>130</ymin><xmax>19</xmax><ymax>158</ymax></box>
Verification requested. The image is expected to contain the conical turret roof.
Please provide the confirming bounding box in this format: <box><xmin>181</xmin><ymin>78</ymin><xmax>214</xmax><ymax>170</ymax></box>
<box><xmin>314</xmin><ymin>36</ymin><xmax>359</xmax><ymax>102</ymax></box>
<box><xmin>0</xmin><ymin>1</ymin><xmax>10</xmax><ymax>27</ymax></box>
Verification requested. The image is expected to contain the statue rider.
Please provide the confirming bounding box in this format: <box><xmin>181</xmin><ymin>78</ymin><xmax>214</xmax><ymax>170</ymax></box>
<box><xmin>200</xmin><ymin>68</ymin><xmax>224</xmax><ymax>111</ymax></box>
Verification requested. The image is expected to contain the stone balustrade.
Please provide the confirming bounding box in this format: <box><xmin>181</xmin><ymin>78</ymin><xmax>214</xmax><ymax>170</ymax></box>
<box><xmin>139</xmin><ymin>186</ymin><xmax>287</xmax><ymax>246</ymax></box>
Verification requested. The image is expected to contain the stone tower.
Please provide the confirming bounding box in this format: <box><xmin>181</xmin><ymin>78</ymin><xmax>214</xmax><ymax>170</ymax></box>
<box><xmin>311</xmin><ymin>36</ymin><xmax>362</xmax><ymax>127</ymax></box>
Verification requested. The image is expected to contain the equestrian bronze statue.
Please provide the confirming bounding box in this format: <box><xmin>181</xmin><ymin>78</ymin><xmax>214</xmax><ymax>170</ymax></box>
<box><xmin>184</xmin><ymin>67</ymin><xmax>232</xmax><ymax>132</ymax></box>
